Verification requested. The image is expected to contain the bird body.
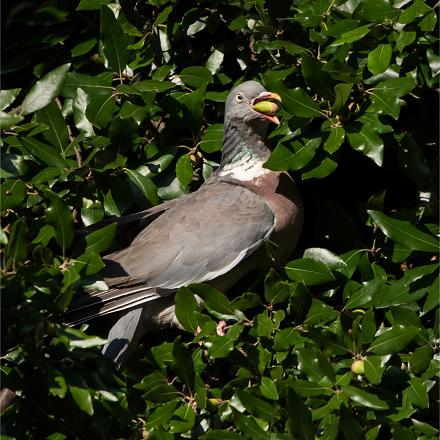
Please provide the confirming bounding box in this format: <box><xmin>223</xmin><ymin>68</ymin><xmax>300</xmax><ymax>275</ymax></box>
<box><xmin>65</xmin><ymin>81</ymin><xmax>303</xmax><ymax>364</ymax></box>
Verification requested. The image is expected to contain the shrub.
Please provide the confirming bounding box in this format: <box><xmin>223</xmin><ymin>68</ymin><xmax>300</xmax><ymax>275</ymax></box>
<box><xmin>1</xmin><ymin>0</ymin><xmax>438</xmax><ymax>438</ymax></box>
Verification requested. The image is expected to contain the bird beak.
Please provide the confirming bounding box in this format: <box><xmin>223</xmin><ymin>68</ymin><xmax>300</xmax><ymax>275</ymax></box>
<box><xmin>251</xmin><ymin>92</ymin><xmax>282</xmax><ymax>125</ymax></box>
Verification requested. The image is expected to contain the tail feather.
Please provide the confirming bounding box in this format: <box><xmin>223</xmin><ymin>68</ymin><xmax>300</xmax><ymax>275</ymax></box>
<box><xmin>102</xmin><ymin>307</ymin><xmax>146</xmax><ymax>364</ymax></box>
<box><xmin>62</xmin><ymin>286</ymin><xmax>162</xmax><ymax>326</ymax></box>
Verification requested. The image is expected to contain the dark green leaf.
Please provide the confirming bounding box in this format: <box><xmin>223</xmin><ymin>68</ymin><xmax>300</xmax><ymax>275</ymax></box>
<box><xmin>332</xmin><ymin>83</ymin><xmax>352</xmax><ymax>112</ymax></box>
<box><xmin>145</xmin><ymin>400</ymin><xmax>177</xmax><ymax>430</ymax></box>
<box><xmin>178</xmin><ymin>85</ymin><xmax>206</xmax><ymax>133</ymax></box>
<box><xmin>0</xmin><ymin>88</ymin><xmax>21</xmax><ymax>111</ymax></box>
<box><xmin>323</xmin><ymin>126</ymin><xmax>345</xmax><ymax>153</ymax></box>
<box><xmin>290</xmin><ymin>380</ymin><xmax>333</xmax><ymax>397</ymax></box>
<box><xmin>342</xmin><ymin>385</ymin><xmax>389</xmax><ymax>410</ymax></box>
<box><xmin>35</xmin><ymin>102</ymin><xmax>69</xmax><ymax>152</ymax></box>
<box><xmin>71</xmin><ymin>38</ymin><xmax>97</xmax><ymax>57</ymax></box>
<box><xmin>85</xmin><ymin>94</ymin><xmax>117</xmax><ymax>129</ymax></box>
<box><xmin>358</xmin><ymin>0</ymin><xmax>399</xmax><ymax>22</ymax></box>
<box><xmin>175</xmin><ymin>155</ymin><xmax>193</xmax><ymax>188</ymax></box>
<box><xmin>77</xmin><ymin>0</ymin><xmax>112</xmax><ymax>10</ymax></box>
<box><xmin>233</xmin><ymin>411</ymin><xmax>268</xmax><ymax>440</ymax></box>
<box><xmin>179</xmin><ymin>66</ymin><xmax>213</xmax><ymax>88</ymax></box>
<box><xmin>344</xmin><ymin>278</ymin><xmax>382</xmax><ymax>310</ymax></box>
<box><xmin>21</xmin><ymin>137</ymin><xmax>68</xmax><ymax>167</ymax></box>
<box><xmin>175</xmin><ymin>286</ymin><xmax>200</xmax><ymax>333</ymax></box>
<box><xmin>368</xmin><ymin>44</ymin><xmax>392</xmax><ymax>75</ymax></box>
<box><xmin>364</xmin><ymin>356</ymin><xmax>386</xmax><ymax>384</ymax></box>
<box><xmin>332</xmin><ymin>24</ymin><xmax>372</xmax><ymax>46</ymax></box>
<box><xmin>65</xmin><ymin>371</ymin><xmax>94</xmax><ymax>416</ymax></box>
<box><xmin>85</xmin><ymin>222</ymin><xmax>116</xmax><ymax>254</ymax></box>
<box><xmin>173</xmin><ymin>338</ymin><xmax>195</xmax><ymax>388</ymax></box>
<box><xmin>347</xmin><ymin>124</ymin><xmax>384</xmax><ymax>167</ymax></box>
<box><xmin>134</xmin><ymin>372</ymin><xmax>178</xmax><ymax>402</ymax></box>
<box><xmin>235</xmin><ymin>389</ymin><xmax>279</xmax><ymax>421</ymax></box>
<box><xmin>369</xmin><ymin>77</ymin><xmax>417</xmax><ymax>120</ymax></box>
<box><xmin>133</xmin><ymin>80</ymin><xmax>175</xmax><ymax>93</ymax></box>
<box><xmin>286</xmin><ymin>258</ymin><xmax>335</xmax><ymax>286</ymax></box>
<box><xmin>368</xmin><ymin>210</ymin><xmax>439</xmax><ymax>252</ymax></box>
<box><xmin>199</xmin><ymin>123</ymin><xmax>223</xmax><ymax>153</ymax></box>
<box><xmin>1</xmin><ymin>179</ymin><xmax>27</xmax><ymax>210</ymax></box>
<box><xmin>5</xmin><ymin>217</ymin><xmax>28</xmax><ymax>270</ymax></box>
<box><xmin>73</xmin><ymin>88</ymin><xmax>94</xmax><ymax>136</ymax></box>
<box><xmin>61</xmin><ymin>72</ymin><xmax>114</xmax><ymax>98</ymax></box>
<box><xmin>368</xmin><ymin>325</ymin><xmax>420</xmax><ymax>355</ymax></box>
<box><xmin>0</xmin><ymin>111</ymin><xmax>23</xmax><ymax>129</ymax></box>
<box><xmin>265</xmin><ymin>138</ymin><xmax>320</xmax><ymax>171</ymax></box>
<box><xmin>190</xmin><ymin>284</ymin><xmax>237</xmax><ymax>320</ymax></box>
<box><xmin>281</xmin><ymin>87</ymin><xmax>322</xmax><ymax>118</ymax></box>
<box><xmin>202</xmin><ymin>430</ymin><xmax>246</xmax><ymax>440</ymax></box>
<box><xmin>287</xmin><ymin>389</ymin><xmax>314</xmax><ymax>440</ymax></box>
<box><xmin>169</xmin><ymin>404</ymin><xmax>196</xmax><ymax>434</ymax></box>
<box><xmin>405</xmin><ymin>377</ymin><xmax>429</xmax><ymax>408</ymax></box>
<box><xmin>44</xmin><ymin>190</ymin><xmax>74</xmax><ymax>253</ymax></box>
<box><xmin>21</xmin><ymin>64</ymin><xmax>70</xmax><ymax>115</ymax></box>
<box><xmin>100</xmin><ymin>6</ymin><xmax>129</xmax><ymax>74</ymax></box>
<box><xmin>409</xmin><ymin>346</ymin><xmax>433</xmax><ymax>374</ymax></box>
<box><xmin>125</xmin><ymin>168</ymin><xmax>159</xmax><ymax>206</ymax></box>
<box><xmin>259</xmin><ymin>377</ymin><xmax>279</xmax><ymax>400</ymax></box>
<box><xmin>296</xmin><ymin>347</ymin><xmax>335</xmax><ymax>383</ymax></box>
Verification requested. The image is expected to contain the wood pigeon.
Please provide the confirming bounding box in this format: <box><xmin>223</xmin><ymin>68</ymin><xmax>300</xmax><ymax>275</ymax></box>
<box><xmin>64</xmin><ymin>81</ymin><xmax>304</xmax><ymax>364</ymax></box>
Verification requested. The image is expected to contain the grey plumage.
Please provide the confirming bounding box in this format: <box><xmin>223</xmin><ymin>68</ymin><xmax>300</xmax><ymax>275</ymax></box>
<box><xmin>64</xmin><ymin>80</ymin><xmax>303</xmax><ymax>364</ymax></box>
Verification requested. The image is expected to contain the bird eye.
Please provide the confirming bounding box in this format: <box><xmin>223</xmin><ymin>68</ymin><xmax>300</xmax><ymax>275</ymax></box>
<box><xmin>235</xmin><ymin>94</ymin><xmax>244</xmax><ymax>103</ymax></box>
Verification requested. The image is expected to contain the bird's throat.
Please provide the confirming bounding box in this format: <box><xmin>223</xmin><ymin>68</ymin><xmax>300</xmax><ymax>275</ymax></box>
<box><xmin>218</xmin><ymin>121</ymin><xmax>271</xmax><ymax>181</ymax></box>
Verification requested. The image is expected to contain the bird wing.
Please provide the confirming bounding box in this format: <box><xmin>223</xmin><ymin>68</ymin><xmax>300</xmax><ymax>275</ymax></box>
<box><xmin>65</xmin><ymin>180</ymin><xmax>274</xmax><ymax>323</ymax></box>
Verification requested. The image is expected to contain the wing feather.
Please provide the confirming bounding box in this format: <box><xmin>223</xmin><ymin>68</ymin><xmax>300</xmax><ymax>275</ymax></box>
<box><xmin>65</xmin><ymin>181</ymin><xmax>274</xmax><ymax>323</ymax></box>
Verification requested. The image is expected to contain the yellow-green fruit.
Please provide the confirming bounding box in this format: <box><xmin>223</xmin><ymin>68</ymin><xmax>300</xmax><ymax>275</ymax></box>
<box><xmin>351</xmin><ymin>360</ymin><xmax>365</xmax><ymax>375</ymax></box>
<box><xmin>252</xmin><ymin>100</ymin><xmax>279</xmax><ymax>114</ymax></box>
<box><xmin>206</xmin><ymin>398</ymin><xmax>220</xmax><ymax>413</ymax></box>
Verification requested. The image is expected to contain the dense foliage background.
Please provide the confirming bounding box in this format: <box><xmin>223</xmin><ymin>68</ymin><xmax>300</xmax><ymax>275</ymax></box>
<box><xmin>1</xmin><ymin>0</ymin><xmax>439</xmax><ymax>438</ymax></box>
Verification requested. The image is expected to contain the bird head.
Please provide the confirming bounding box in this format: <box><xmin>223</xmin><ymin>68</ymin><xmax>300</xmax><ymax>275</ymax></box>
<box><xmin>224</xmin><ymin>80</ymin><xmax>282</xmax><ymax>128</ymax></box>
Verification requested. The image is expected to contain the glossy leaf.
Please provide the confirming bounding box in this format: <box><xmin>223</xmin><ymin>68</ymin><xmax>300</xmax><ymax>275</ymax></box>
<box><xmin>44</xmin><ymin>190</ymin><xmax>74</xmax><ymax>253</ymax></box>
<box><xmin>368</xmin><ymin>44</ymin><xmax>392</xmax><ymax>75</ymax></box>
<box><xmin>66</xmin><ymin>371</ymin><xmax>93</xmax><ymax>416</ymax></box>
<box><xmin>21</xmin><ymin>64</ymin><xmax>70</xmax><ymax>115</ymax></box>
<box><xmin>35</xmin><ymin>102</ymin><xmax>69</xmax><ymax>152</ymax></box>
<box><xmin>1</xmin><ymin>179</ymin><xmax>27</xmax><ymax>210</ymax></box>
<box><xmin>21</xmin><ymin>137</ymin><xmax>68</xmax><ymax>167</ymax></box>
<box><xmin>84</xmin><ymin>222</ymin><xmax>116</xmax><ymax>254</ymax></box>
<box><xmin>342</xmin><ymin>385</ymin><xmax>389</xmax><ymax>410</ymax></box>
<box><xmin>281</xmin><ymin>87</ymin><xmax>322</xmax><ymax>118</ymax></box>
<box><xmin>286</xmin><ymin>258</ymin><xmax>335</xmax><ymax>286</ymax></box>
<box><xmin>199</xmin><ymin>123</ymin><xmax>223</xmax><ymax>153</ymax></box>
<box><xmin>265</xmin><ymin>138</ymin><xmax>320</xmax><ymax>171</ymax></box>
<box><xmin>0</xmin><ymin>88</ymin><xmax>21</xmax><ymax>110</ymax></box>
<box><xmin>172</xmin><ymin>338</ymin><xmax>195</xmax><ymax>388</ymax></box>
<box><xmin>134</xmin><ymin>372</ymin><xmax>178</xmax><ymax>403</ymax></box>
<box><xmin>85</xmin><ymin>94</ymin><xmax>117</xmax><ymax>129</ymax></box>
<box><xmin>5</xmin><ymin>217</ymin><xmax>28</xmax><ymax>270</ymax></box>
<box><xmin>179</xmin><ymin>66</ymin><xmax>213</xmax><ymax>88</ymax></box>
<box><xmin>175</xmin><ymin>286</ymin><xmax>200</xmax><ymax>333</ymax></box>
<box><xmin>368</xmin><ymin>210</ymin><xmax>439</xmax><ymax>252</ymax></box>
<box><xmin>332</xmin><ymin>25</ymin><xmax>372</xmax><ymax>46</ymax></box>
<box><xmin>368</xmin><ymin>325</ymin><xmax>420</xmax><ymax>355</ymax></box>
<box><xmin>175</xmin><ymin>154</ymin><xmax>193</xmax><ymax>188</ymax></box>
<box><xmin>235</xmin><ymin>389</ymin><xmax>278</xmax><ymax>421</ymax></box>
<box><xmin>125</xmin><ymin>168</ymin><xmax>159</xmax><ymax>206</ymax></box>
<box><xmin>100</xmin><ymin>6</ymin><xmax>129</xmax><ymax>74</ymax></box>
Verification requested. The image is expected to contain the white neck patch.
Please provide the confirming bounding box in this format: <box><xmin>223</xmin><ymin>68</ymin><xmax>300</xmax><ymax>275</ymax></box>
<box><xmin>218</xmin><ymin>154</ymin><xmax>270</xmax><ymax>181</ymax></box>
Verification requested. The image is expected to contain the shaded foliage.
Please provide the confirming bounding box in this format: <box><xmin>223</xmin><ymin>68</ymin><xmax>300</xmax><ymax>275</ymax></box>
<box><xmin>1</xmin><ymin>0</ymin><xmax>439</xmax><ymax>439</ymax></box>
